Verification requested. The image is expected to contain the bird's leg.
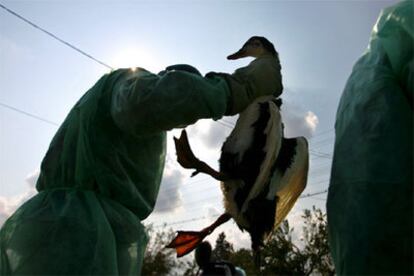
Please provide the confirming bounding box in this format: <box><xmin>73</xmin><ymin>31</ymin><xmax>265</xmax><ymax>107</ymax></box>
<box><xmin>166</xmin><ymin>213</ymin><xmax>232</xmax><ymax>257</ymax></box>
<box><xmin>202</xmin><ymin>213</ymin><xmax>232</xmax><ymax>234</ymax></box>
<box><xmin>174</xmin><ymin>130</ymin><xmax>231</xmax><ymax>181</ymax></box>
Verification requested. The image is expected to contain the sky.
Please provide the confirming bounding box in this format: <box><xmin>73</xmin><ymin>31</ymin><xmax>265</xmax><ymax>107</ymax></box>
<box><xmin>0</xmin><ymin>0</ymin><xmax>399</xmax><ymax>250</ymax></box>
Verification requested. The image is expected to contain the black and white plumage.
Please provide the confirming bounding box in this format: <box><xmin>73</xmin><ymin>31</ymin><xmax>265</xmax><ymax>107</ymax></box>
<box><xmin>167</xmin><ymin>96</ymin><xmax>309</xmax><ymax>259</ymax></box>
<box><xmin>220</xmin><ymin>96</ymin><xmax>308</xmax><ymax>250</ymax></box>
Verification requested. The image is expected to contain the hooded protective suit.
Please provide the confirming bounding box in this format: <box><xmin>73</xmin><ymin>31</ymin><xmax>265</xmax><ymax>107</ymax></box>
<box><xmin>327</xmin><ymin>1</ymin><xmax>413</xmax><ymax>274</ymax></box>
<box><xmin>0</xmin><ymin>58</ymin><xmax>282</xmax><ymax>274</ymax></box>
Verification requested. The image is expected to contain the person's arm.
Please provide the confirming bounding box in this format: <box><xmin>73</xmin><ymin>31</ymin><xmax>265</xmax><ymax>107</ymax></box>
<box><xmin>110</xmin><ymin>68</ymin><xmax>231</xmax><ymax>136</ymax></box>
<box><xmin>216</xmin><ymin>56</ymin><xmax>283</xmax><ymax>115</ymax></box>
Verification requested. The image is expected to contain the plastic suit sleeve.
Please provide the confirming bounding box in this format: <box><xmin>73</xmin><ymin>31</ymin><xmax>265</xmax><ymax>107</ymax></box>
<box><xmin>110</xmin><ymin>69</ymin><xmax>230</xmax><ymax>136</ymax></box>
<box><xmin>371</xmin><ymin>1</ymin><xmax>414</xmax><ymax>106</ymax></box>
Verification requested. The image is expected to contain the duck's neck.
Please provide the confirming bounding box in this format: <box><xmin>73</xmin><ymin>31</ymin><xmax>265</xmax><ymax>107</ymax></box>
<box><xmin>255</xmin><ymin>52</ymin><xmax>274</xmax><ymax>59</ymax></box>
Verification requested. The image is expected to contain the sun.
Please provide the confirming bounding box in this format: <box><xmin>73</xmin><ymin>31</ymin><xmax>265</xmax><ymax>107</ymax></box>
<box><xmin>109</xmin><ymin>47</ymin><xmax>162</xmax><ymax>73</ymax></box>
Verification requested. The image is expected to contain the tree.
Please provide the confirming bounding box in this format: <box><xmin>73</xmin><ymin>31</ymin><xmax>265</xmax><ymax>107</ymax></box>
<box><xmin>216</xmin><ymin>207</ymin><xmax>334</xmax><ymax>275</ymax></box>
<box><xmin>142</xmin><ymin>225</ymin><xmax>189</xmax><ymax>276</ymax></box>
<box><xmin>301</xmin><ymin>207</ymin><xmax>335</xmax><ymax>275</ymax></box>
<box><xmin>143</xmin><ymin>207</ymin><xmax>335</xmax><ymax>275</ymax></box>
<box><xmin>213</xmin><ymin>232</ymin><xmax>234</xmax><ymax>261</ymax></box>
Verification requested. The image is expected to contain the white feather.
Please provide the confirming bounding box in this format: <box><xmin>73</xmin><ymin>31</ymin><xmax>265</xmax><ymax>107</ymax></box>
<box><xmin>241</xmin><ymin>99</ymin><xmax>283</xmax><ymax>213</ymax></box>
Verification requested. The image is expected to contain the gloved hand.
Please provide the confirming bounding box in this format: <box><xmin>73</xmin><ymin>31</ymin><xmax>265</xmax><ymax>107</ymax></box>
<box><xmin>206</xmin><ymin>56</ymin><xmax>283</xmax><ymax>116</ymax></box>
<box><xmin>158</xmin><ymin>64</ymin><xmax>202</xmax><ymax>77</ymax></box>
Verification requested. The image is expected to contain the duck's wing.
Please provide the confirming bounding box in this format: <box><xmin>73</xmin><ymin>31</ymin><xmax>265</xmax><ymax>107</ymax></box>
<box><xmin>269</xmin><ymin>137</ymin><xmax>309</xmax><ymax>227</ymax></box>
<box><xmin>239</xmin><ymin>99</ymin><xmax>283</xmax><ymax>213</ymax></box>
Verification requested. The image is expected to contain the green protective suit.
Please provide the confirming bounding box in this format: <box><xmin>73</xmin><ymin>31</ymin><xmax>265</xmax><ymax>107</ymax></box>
<box><xmin>327</xmin><ymin>1</ymin><xmax>413</xmax><ymax>275</ymax></box>
<box><xmin>0</xmin><ymin>68</ymin><xmax>231</xmax><ymax>275</ymax></box>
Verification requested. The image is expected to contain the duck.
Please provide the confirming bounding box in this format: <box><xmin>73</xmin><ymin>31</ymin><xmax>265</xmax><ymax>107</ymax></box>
<box><xmin>166</xmin><ymin>37</ymin><xmax>309</xmax><ymax>264</ymax></box>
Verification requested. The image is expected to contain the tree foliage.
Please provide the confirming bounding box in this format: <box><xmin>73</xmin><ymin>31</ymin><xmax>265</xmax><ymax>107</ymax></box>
<box><xmin>142</xmin><ymin>207</ymin><xmax>335</xmax><ymax>275</ymax></box>
<box><xmin>213</xmin><ymin>232</ymin><xmax>235</xmax><ymax>261</ymax></box>
<box><xmin>141</xmin><ymin>225</ymin><xmax>190</xmax><ymax>276</ymax></box>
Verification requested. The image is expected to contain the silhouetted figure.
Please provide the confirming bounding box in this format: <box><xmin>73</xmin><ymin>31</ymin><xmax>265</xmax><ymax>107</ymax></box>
<box><xmin>195</xmin><ymin>242</ymin><xmax>246</xmax><ymax>276</ymax></box>
<box><xmin>327</xmin><ymin>1</ymin><xmax>413</xmax><ymax>275</ymax></box>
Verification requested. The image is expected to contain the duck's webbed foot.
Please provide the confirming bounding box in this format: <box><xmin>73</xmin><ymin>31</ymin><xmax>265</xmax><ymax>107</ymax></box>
<box><xmin>174</xmin><ymin>130</ymin><xmax>231</xmax><ymax>181</ymax></box>
<box><xmin>166</xmin><ymin>213</ymin><xmax>232</xmax><ymax>257</ymax></box>
<box><xmin>166</xmin><ymin>230</ymin><xmax>209</xmax><ymax>257</ymax></box>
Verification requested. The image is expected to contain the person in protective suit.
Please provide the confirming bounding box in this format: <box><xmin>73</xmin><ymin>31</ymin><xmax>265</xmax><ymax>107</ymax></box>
<box><xmin>0</xmin><ymin>36</ymin><xmax>282</xmax><ymax>275</ymax></box>
<box><xmin>327</xmin><ymin>1</ymin><xmax>413</xmax><ymax>275</ymax></box>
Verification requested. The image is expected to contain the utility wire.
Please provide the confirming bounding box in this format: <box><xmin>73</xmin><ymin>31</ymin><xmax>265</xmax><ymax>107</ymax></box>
<box><xmin>310</xmin><ymin>128</ymin><xmax>334</xmax><ymax>139</ymax></box>
<box><xmin>300</xmin><ymin>189</ymin><xmax>328</xmax><ymax>198</ymax></box>
<box><xmin>153</xmin><ymin>190</ymin><xmax>329</xmax><ymax>228</ymax></box>
<box><xmin>221</xmin><ymin>118</ymin><xmax>236</xmax><ymax>126</ymax></box>
<box><xmin>311</xmin><ymin>136</ymin><xmax>335</xmax><ymax>147</ymax></box>
<box><xmin>0</xmin><ymin>3</ymin><xmax>114</xmax><ymax>70</ymax></box>
<box><xmin>310</xmin><ymin>150</ymin><xmax>332</xmax><ymax>159</ymax></box>
<box><xmin>155</xmin><ymin>187</ymin><xmax>329</xmax><ymax>217</ymax></box>
<box><xmin>0</xmin><ymin>101</ymin><xmax>59</xmax><ymax>127</ymax></box>
<box><xmin>152</xmin><ymin>216</ymin><xmax>209</xmax><ymax>228</ymax></box>
<box><xmin>309</xmin><ymin>196</ymin><xmax>327</xmax><ymax>201</ymax></box>
<box><xmin>0</xmin><ymin>98</ymin><xmax>332</xmax><ymax>163</ymax></box>
<box><xmin>216</xmin><ymin>120</ymin><xmax>233</xmax><ymax>129</ymax></box>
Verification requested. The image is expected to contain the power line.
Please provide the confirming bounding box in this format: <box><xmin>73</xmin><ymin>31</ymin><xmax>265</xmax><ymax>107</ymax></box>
<box><xmin>216</xmin><ymin>120</ymin><xmax>233</xmax><ymax>129</ymax></box>
<box><xmin>309</xmin><ymin>196</ymin><xmax>327</xmax><ymax>201</ymax></box>
<box><xmin>310</xmin><ymin>128</ymin><xmax>334</xmax><ymax>139</ymax></box>
<box><xmin>152</xmin><ymin>216</ymin><xmax>209</xmax><ymax>228</ymax></box>
<box><xmin>152</xmin><ymin>189</ymin><xmax>329</xmax><ymax>228</ymax></box>
<box><xmin>310</xmin><ymin>164</ymin><xmax>332</xmax><ymax>176</ymax></box>
<box><xmin>0</xmin><ymin>97</ymin><xmax>332</xmax><ymax>163</ymax></box>
<box><xmin>309</xmin><ymin>150</ymin><xmax>332</xmax><ymax>159</ymax></box>
<box><xmin>310</xmin><ymin>136</ymin><xmax>334</xmax><ymax>148</ymax></box>
<box><xmin>221</xmin><ymin>118</ymin><xmax>236</xmax><ymax>126</ymax></box>
<box><xmin>0</xmin><ymin>3</ymin><xmax>114</xmax><ymax>70</ymax></box>
<box><xmin>0</xmin><ymin>101</ymin><xmax>59</xmax><ymax>127</ymax></box>
<box><xmin>300</xmin><ymin>189</ymin><xmax>328</xmax><ymax>199</ymax></box>
<box><xmin>154</xmin><ymin>188</ymin><xmax>329</xmax><ymax>219</ymax></box>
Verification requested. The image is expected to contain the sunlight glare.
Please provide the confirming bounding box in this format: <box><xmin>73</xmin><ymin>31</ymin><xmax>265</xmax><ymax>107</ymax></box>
<box><xmin>110</xmin><ymin>47</ymin><xmax>162</xmax><ymax>73</ymax></box>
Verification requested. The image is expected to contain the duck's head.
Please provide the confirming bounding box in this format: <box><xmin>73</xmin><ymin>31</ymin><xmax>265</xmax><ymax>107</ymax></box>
<box><xmin>227</xmin><ymin>36</ymin><xmax>277</xmax><ymax>60</ymax></box>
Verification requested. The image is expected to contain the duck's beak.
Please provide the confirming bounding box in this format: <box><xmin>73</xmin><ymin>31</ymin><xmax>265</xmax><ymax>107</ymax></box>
<box><xmin>227</xmin><ymin>48</ymin><xmax>247</xmax><ymax>60</ymax></box>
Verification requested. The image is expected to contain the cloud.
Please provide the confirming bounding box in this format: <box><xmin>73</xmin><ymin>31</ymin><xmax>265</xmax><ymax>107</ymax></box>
<box><xmin>205</xmin><ymin>205</ymin><xmax>222</xmax><ymax>219</ymax></box>
<box><xmin>280</xmin><ymin>100</ymin><xmax>319</xmax><ymax>139</ymax></box>
<box><xmin>0</xmin><ymin>170</ymin><xmax>39</xmax><ymax>227</ymax></box>
<box><xmin>184</xmin><ymin>119</ymin><xmax>230</xmax><ymax>154</ymax></box>
<box><xmin>153</xmin><ymin>156</ymin><xmax>186</xmax><ymax>214</ymax></box>
<box><xmin>224</xmin><ymin>224</ymin><xmax>252</xmax><ymax>250</ymax></box>
<box><xmin>177</xmin><ymin>99</ymin><xmax>319</xmax><ymax>157</ymax></box>
<box><xmin>194</xmin><ymin>119</ymin><xmax>232</xmax><ymax>149</ymax></box>
<box><xmin>151</xmin><ymin>125</ymin><xmax>226</xmax><ymax>215</ymax></box>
